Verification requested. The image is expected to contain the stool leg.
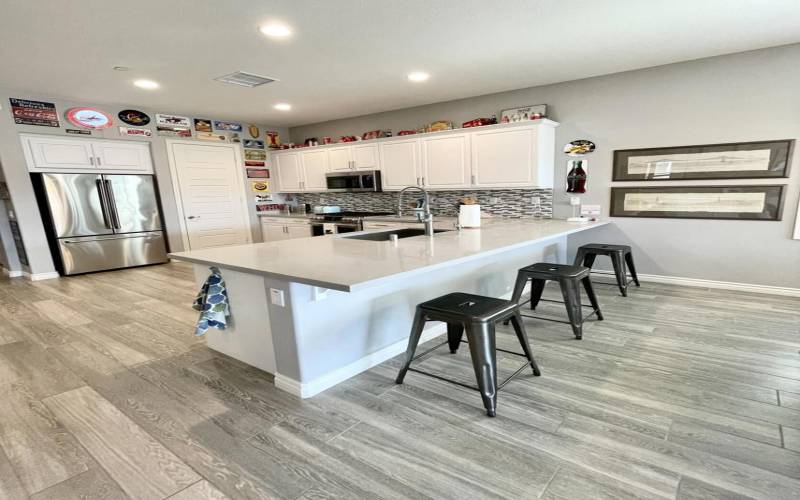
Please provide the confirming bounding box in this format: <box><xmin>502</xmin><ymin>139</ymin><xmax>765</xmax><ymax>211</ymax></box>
<box><xmin>529</xmin><ymin>279</ymin><xmax>546</xmax><ymax>311</ymax></box>
<box><xmin>504</xmin><ymin>271</ymin><xmax>530</xmax><ymax>325</ymax></box>
<box><xmin>465</xmin><ymin>322</ymin><xmax>498</xmax><ymax>417</ymax></box>
<box><xmin>559</xmin><ymin>279</ymin><xmax>584</xmax><ymax>339</ymax></box>
<box><xmin>447</xmin><ymin>322</ymin><xmax>464</xmax><ymax>354</ymax></box>
<box><xmin>582</xmin><ymin>253</ymin><xmax>597</xmax><ymax>269</ymax></box>
<box><xmin>395</xmin><ymin>308</ymin><xmax>427</xmax><ymax>384</ymax></box>
<box><xmin>610</xmin><ymin>252</ymin><xmax>628</xmax><ymax>297</ymax></box>
<box><xmin>509</xmin><ymin>311</ymin><xmax>541</xmax><ymax>376</ymax></box>
<box><xmin>582</xmin><ymin>276</ymin><xmax>603</xmax><ymax>321</ymax></box>
<box><xmin>625</xmin><ymin>251</ymin><xmax>640</xmax><ymax>287</ymax></box>
<box><xmin>573</xmin><ymin>248</ymin><xmax>586</xmax><ymax>266</ymax></box>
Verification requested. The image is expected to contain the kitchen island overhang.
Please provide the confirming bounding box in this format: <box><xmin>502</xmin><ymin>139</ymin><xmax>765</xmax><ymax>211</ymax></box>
<box><xmin>170</xmin><ymin>219</ymin><xmax>610</xmax><ymax>398</ymax></box>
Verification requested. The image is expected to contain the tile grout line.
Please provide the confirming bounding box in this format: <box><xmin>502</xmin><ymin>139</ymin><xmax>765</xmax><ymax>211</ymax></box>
<box><xmin>536</xmin><ymin>464</ymin><xmax>561</xmax><ymax>499</ymax></box>
<box><xmin>163</xmin><ymin>478</ymin><xmax>203</xmax><ymax>499</ymax></box>
<box><xmin>324</xmin><ymin>418</ymin><xmax>363</xmax><ymax>444</ymax></box>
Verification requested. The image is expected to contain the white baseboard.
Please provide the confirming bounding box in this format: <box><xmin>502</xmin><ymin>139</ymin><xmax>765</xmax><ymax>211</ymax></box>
<box><xmin>274</xmin><ymin>322</ymin><xmax>448</xmax><ymax>399</ymax></box>
<box><xmin>23</xmin><ymin>271</ymin><xmax>60</xmax><ymax>281</ymax></box>
<box><xmin>1</xmin><ymin>268</ymin><xmax>23</xmax><ymax>278</ymax></box>
<box><xmin>591</xmin><ymin>270</ymin><xmax>800</xmax><ymax>297</ymax></box>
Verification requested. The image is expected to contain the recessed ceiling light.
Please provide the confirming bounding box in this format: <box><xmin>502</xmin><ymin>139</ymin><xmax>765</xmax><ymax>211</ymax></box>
<box><xmin>133</xmin><ymin>79</ymin><xmax>159</xmax><ymax>90</ymax></box>
<box><xmin>273</xmin><ymin>103</ymin><xmax>292</xmax><ymax>111</ymax></box>
<box><xmin>259</xmin><ymin>23</ymin><xmax>292</xmax><ymax>38</ymax></box>
<box><xmin>407</xmin><ymin>71</ymin><xmax>430</xmax><ymax>82</ymax></box>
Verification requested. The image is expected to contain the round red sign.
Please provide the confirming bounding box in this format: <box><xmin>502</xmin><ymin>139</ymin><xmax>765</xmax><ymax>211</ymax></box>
<box><xmin>65</xmin><ymin>107</ymin><xmax>114</xmax><ymax>129</ymax></box>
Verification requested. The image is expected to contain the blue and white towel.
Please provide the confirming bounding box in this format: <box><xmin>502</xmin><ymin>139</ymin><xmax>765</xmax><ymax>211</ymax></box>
<box><xmin>192</xmin><ymin>266</ymin><xmax>230</xmax><ymax>336</ymax></box>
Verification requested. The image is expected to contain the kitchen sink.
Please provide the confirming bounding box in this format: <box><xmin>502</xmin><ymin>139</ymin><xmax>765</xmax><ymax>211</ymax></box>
<box><xmin>343</xmin><ymin>228</ymin><xmax>451</xmax><ymax>241</ymax></box>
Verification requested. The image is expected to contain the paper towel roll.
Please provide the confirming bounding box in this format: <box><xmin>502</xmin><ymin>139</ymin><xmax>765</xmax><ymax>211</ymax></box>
<box><xmin>459</xmin><ymin>204</ymin><xmax>481</xmax><ymax>228</ymax></box>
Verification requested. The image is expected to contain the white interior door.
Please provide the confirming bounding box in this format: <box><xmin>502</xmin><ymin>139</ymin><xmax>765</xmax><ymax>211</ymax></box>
<box><xmin>170</xmin><ymin>142</ymin><xmax>251</xmax><ymax>249</ymax></box>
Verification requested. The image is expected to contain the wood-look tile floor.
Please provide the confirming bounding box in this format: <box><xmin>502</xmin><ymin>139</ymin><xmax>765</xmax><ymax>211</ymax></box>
<box><xmin>0</xmin><ymin>262</ymin><xmax>798</xmax><ymax>499</ymax></box>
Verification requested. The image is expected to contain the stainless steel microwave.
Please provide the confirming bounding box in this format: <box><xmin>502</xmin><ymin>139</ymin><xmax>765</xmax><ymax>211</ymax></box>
<box><xmin>325</xmin><ymin>170</ymin><xmax>382</xmax><ymax>192</ymax></box>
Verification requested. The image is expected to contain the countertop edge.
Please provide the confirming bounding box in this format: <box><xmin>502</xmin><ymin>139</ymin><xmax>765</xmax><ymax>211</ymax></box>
<box><xmin>169</xmin><ymin>221</ymin><xmax>608</xmax><ymax>293</ymax></box>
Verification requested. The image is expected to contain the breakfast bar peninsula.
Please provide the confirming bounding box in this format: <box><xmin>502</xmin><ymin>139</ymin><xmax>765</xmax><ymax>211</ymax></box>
<box><xmin>169</xmin><ymin>218</ymin><xmax>609</xmax><ymax>398</ymax></box>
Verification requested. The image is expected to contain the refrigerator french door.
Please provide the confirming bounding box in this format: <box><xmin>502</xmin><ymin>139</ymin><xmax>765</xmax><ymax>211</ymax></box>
<box><xmin>37</xmin><ymin>173</ymin><xmax>168</xmax><ymax>275</ymax></box>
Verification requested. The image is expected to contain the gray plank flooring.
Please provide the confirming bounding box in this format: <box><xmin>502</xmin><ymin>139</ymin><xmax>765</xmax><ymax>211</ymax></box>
<box><xmin>0</xmin><ymin>261</ymin><xmax>798</xmax><ymax>499</ymax></box>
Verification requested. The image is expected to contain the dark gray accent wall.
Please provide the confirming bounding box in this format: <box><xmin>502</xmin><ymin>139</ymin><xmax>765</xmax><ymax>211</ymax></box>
<box><xmin>290</xmin><ymin>45</ymin><xmax>800</xmax><ymax>288</ymax></box>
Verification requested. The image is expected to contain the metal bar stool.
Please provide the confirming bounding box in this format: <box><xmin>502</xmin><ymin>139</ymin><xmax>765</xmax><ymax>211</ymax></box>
<box><xmin>395</xmin><ymin>292</ymin><xmax>541</xmax><ymax>417</ymax></box>
<box><xmin>574</xmin><ymin>243</ymin><xmax>640</xmax><ymax>296</ymax></box>
<box><xmin>504</xmin><ymin>263</ymin><xmax>602</xmax><ymax>339</ymax></box>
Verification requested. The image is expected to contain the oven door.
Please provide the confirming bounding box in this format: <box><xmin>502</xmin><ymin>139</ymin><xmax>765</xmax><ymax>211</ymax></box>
<box><xmin>334</xmin><ymin>223</ymin><xmax>360</xmax><ymax>234</ymax></box>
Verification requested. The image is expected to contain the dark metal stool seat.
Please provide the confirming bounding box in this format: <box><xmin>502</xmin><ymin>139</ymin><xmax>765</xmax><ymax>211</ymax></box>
<box><xmin>505</xmin><ymin>263</ymin><xmax>603</xmax><ymax>340</ymax></box>
<box><xmin>395</xmin><ymin>292</ymin><xmax>541</xmax><ymax>417</ymax></box>
<box><xmin>574</xmin><ymin>243</ymin><xmax>640</xmax><ymax>296</ymax></box>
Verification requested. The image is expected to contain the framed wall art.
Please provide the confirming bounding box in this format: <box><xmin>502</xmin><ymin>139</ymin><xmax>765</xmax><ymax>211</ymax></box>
<box><xmin>613</xmin><ymin>140</ymin><xmax>793</xmax><ymax>181</ymax></box>
<box><xmin>610</xmin><ymin>185</ymin><xmax>785</xmax><ymax>221</ymax></box>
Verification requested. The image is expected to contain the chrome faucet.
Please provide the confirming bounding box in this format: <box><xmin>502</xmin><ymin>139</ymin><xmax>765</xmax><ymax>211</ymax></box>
<box><xmin>397</xmin><ymin>186</ymin><xmax>434</xmax><ymax>236</ymax></box>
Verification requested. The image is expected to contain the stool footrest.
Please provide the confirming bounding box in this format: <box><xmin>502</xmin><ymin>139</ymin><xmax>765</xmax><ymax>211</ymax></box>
<box><xmin>519</xmin><ymin>309</ymin><xmax>599</xmax><ymax>326</ymax></box>
<box><xmin>406</xmin><ymin>338</ymin><xmax>533</xmax><ymax>392</ymax></box>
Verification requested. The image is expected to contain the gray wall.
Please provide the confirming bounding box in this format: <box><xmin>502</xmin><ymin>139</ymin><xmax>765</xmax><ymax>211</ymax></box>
<box><xmin>291</xmin><ymin>44</ymin><xmax>800</xmax><ymax>288</ymax></box>
<box><xmin>0</xmin><ymin>88</ymin><xmax>287</xmax><ymax>274</ymax></box>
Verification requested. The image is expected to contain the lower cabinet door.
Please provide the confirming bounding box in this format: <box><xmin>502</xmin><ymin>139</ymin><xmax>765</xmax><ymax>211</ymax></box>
<box><xmin>262</xmin><ymin>223</ymin><xmax>289</xmax><ymax>242</ymax></box>
<box><xmin>286</xmin><ymin>225</ymin><xmax>312</xmax><ymax>239</ymax></box>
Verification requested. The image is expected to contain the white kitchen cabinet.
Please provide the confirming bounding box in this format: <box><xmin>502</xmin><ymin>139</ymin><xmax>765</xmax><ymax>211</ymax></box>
<box><xmin>260</xmin><ymin>218</ymin><xmax>312</xmax><ymax>242</ymax></box>
<box><xmin>352</xmin><ymin>144</ymin><xmax>379</xmax><ymax>170</ymax></box>
<box><xmin>379</xmin><ymin>139</ymin><xmax>421</xmax><ymax>190</ymax></box>
<box><xmin>275</xmin><ymin>152</ymin><xmax>303</xmax><ymax>192</ymax></box>
<box><xmin>92</xmin><ymin>141</ymin><xmax>152</xmax><ymax>171</ymax></box>
<box><xmin>421</xmin><ymin>133</ymin><xmax>471</xmax><ymax>189</ymax></box>
<box><xmin>21</xmin><ymin>134</ymin><xmax>152</xmax><ymax>173</ymax></box>
<box><xmin>301</xmin><ymin>149</ymin><xmax>329</xmax><ymax>191</ymax></box>
<box><xmin>327</xmin><ymin>146</ymin><xmax>353</xmax><ymax>171</ymax></box>
<box><xmin>471</xmin><ymin>124</ymin><xmax>553</xmax><ymax>188</ymax></box>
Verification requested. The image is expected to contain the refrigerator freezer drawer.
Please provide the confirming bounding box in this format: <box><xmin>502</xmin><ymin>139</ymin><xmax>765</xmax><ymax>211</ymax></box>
<box><xmin>57</xmin><ymin>232</ymin><xmax>168</xmax><ymax>275</ymax></box>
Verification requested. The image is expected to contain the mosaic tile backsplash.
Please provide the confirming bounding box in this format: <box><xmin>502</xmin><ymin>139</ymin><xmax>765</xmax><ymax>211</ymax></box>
<box><xmin>288</xmin><ymin>189</ymin><xmax>553</xmax><ymax>218</ymax></box>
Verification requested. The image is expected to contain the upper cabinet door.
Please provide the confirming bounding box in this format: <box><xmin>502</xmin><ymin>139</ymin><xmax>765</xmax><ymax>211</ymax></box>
<box><xmin>274</xmin><ymin>152</ymin><xmax>303</xmax><ymax>192</ymax></box>
<box><xmin>471</xmin><ymin>127</ymin><xmax>536</xmax><ymax>187</ymax></box>
<box><xmin>301</xmin><ymin>149</ymin><xmax>329</xmax><ymax>191</ymax></box>
<box><xmin>421</xmin><ymin>134</ymin><xmax>471</xmax><ymax>189</ymax></box>
<box><xmin>352</xmin><ymin>144</ymin><xmax>378</xmax><ymax>170</ymax></box>
<box><xmin>92</xmin><ymin>141</ymin><xmax>152</xmax><ymax>172</ymax></box>
<box><xmin>327</xmin><ymin>146</ymin><xmax>353</xmax><ymax>171</ymax></box>
<box><xmin>379</xmin><ymin>139</ymin><xmax>421</xmax><ymax>191</ymax></box>
<box><xmin>25</xmin><ymin>135</ymin><xmax>97</xmax><ymax>170</ymax></box>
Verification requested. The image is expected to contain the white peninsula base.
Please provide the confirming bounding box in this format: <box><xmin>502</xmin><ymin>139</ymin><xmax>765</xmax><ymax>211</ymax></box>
<box><xmin>179</xmin><ymin>219</ymin><xmax>609</xmax><ymax>398</ymax></box>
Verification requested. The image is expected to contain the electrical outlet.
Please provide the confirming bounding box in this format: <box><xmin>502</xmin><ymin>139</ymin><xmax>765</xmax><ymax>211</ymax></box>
<box><xmin>269</xmin><ymin>288</ymin><xmax>285</xmax><ymax>307</ymax></box>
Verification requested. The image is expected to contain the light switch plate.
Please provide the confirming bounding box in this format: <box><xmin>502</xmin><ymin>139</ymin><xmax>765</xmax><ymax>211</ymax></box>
<box><xmin>269</xmin><ymin>288</ymin><xmax>285</xmax><ymax>307</ymax></box>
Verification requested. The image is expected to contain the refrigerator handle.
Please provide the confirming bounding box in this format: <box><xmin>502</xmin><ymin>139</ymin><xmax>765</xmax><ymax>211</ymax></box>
<box><xmin>95</xmin><ymin>179</ymin><xmax>112</xmax><ymax>229</ymax></box>
<box><xmin>104</xmin><ymin>180</ymin><xmax>121</xmax><ymax>230</ymax></box>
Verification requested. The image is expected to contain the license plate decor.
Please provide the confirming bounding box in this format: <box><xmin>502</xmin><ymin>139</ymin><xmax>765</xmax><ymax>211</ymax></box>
<box><xmin>156</xmin><ymin>114</ymin><xmax>191</xmax><ymax>127</ymax></box>
<box><xmin>66</xmin><ymin>107</ymin><xmax>113</xmax><ymax>129</ymax></box>
<box><xmin>9</xmin><ymin>98</ymin><xmax>59</xmax><ymax>127</ymax></box>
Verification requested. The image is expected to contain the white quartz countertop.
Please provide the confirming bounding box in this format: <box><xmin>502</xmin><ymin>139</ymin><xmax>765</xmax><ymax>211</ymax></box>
<box><xmin>169</xmin><ymin>219</ymin><xmax>609</xmax><ymax>292</ymax></box>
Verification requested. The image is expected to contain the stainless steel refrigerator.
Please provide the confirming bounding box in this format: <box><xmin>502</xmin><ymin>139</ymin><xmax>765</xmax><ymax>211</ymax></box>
<box><xmin>33</xmin><ymin>173</ymin><xmax>168</xmax><ymax>275</ymax></box>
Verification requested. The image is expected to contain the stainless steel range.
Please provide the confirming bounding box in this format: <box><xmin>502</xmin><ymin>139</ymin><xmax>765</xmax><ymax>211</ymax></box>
<box><xmin>309</xmin><ymin>211</ymin><xmax>395</xmax><ymax>236</ymax></box>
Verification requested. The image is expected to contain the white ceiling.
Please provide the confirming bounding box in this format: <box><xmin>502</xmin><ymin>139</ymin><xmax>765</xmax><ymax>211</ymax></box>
<box><xmin>2</xmin><ymin>0</ymin><xmax>799</xmax><ymax>127</ymax></box>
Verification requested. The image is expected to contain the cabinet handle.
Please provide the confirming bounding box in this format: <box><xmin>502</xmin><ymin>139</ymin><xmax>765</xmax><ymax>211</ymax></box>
<box><xmin>471</xmin><ymin>174</ymin><xmax>476</xmax><ymax>184</ymax></box>
<box><xmin>89</xmin><ymin>157</ymin><xmax>95</xmax><ymax>166</ymax></box>
<box><xmin>421</xmin><ymin>176</ymin><xmax>426</xmax><ymax>185</ymax></box>
<box><xmin>416</xmin><ymin>177</ymin><xmax>421</xmax><ymax>186</ymax></box>
<box><xmin>96</xmin><ymin>156</ymin><xmax>102</xmax><ymax>166</ymax></box>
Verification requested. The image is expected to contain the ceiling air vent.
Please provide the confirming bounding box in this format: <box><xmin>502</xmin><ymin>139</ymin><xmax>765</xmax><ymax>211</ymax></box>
<box><xmin>214</xmin><ymin>71</ymin><xmax>277</xmax><ymax>88</ymax></box>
